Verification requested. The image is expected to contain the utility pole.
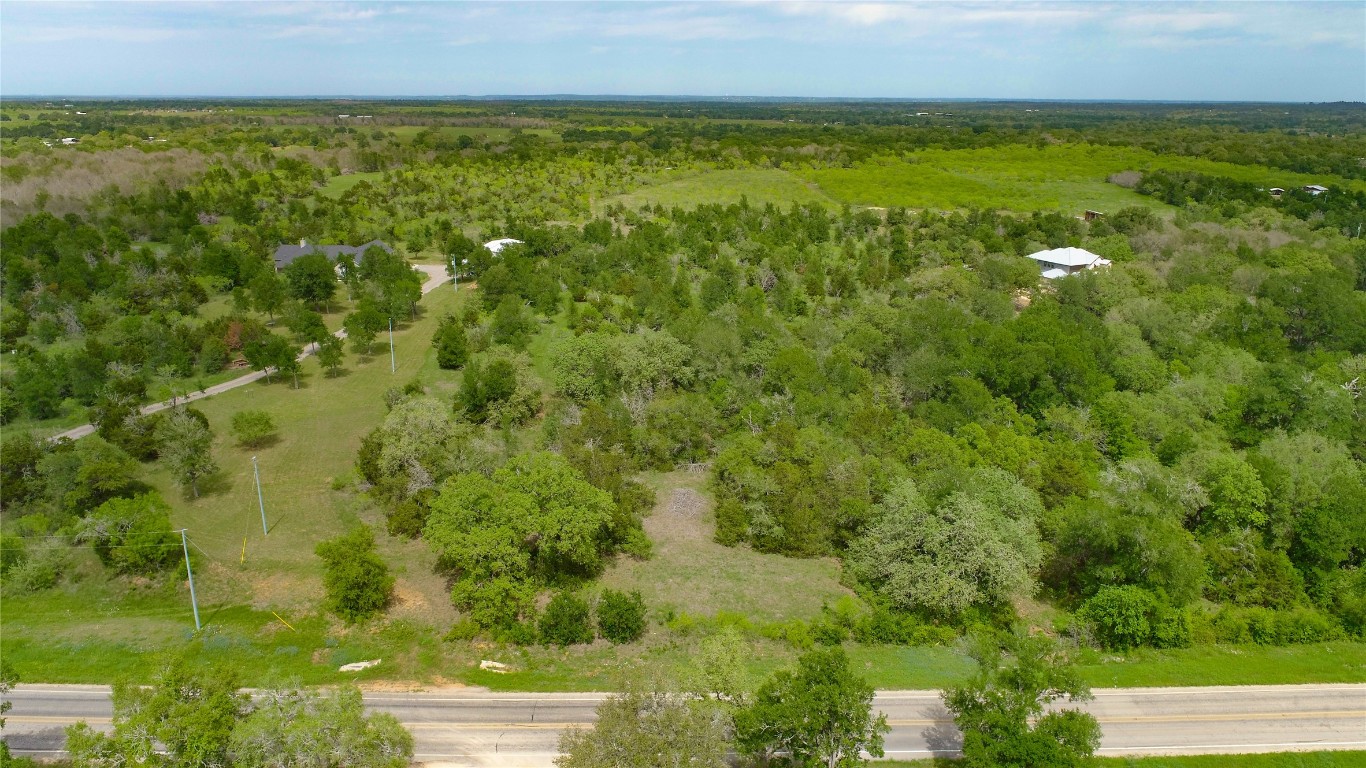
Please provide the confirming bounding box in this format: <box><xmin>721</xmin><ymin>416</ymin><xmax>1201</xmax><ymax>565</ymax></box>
<box><xmin>180</xmin><ymin>529</ymin><xmax>201</xmax><ymax>631</ymax></box>
<box><xmin>389</xmin><ymin>317</ymin><xmax>396</xmax><ymax>374</ymax></box>
<box><xmin>252</xmin><ymin>456</ymin><xmax>267</xmax><ymax>536</ymax></box>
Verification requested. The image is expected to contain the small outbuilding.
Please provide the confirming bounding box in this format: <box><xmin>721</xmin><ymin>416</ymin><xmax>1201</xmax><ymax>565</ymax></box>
<box><xmin>1025</xmin><ymin>247</ymin><xmax>1111</xmax><ymax>280</ymax></box>
<box><xmin>1269</xmin><ymin>188</ymin><xmax>1285</xmax><ymax>198</ymax></box>
<box><xmin>1083</xmin><ymin>209</ymin><xmax>1104</xmax><ymax>221</ymax></box>
<box><xmin>1303</xmin><ymin>184</ymin><xmax>1329</xmax><ymax>196</ymax></box>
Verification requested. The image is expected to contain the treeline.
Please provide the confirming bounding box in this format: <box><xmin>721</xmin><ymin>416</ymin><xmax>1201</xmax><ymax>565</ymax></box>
<box><xmin>1136</xmin><ymin>169</ymin><xmax>1366</xmax><ymax>236</ymax></box>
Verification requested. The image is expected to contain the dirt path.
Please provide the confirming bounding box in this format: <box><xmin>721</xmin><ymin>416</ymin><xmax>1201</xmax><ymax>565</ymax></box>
<box><xmin>50</xmin><ymin>264</ymin><xmax>452</xmax><ymax>442</ymax></box>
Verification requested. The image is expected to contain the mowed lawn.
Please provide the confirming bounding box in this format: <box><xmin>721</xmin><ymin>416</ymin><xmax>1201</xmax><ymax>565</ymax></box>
<box><xmin>604</xmin><ymin>168</ymin><xmax>840</xmax><ymax>212</ymax></box>
<box><xmin>797</xmin><ymin>143</ymin><xmax>1366</xmax><ymax>213</ymax></box>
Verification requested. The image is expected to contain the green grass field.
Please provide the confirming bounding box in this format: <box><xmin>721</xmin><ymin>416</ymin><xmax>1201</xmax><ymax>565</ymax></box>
<box><xmin>598</xmin><ymin>470</ymin><xmax>853</xmax><ymax>623</ymax></box>
<box><xmin>604</xmin><ymin>168</ymin><xmax>840</xmax><ymax>212</ymax></box>
<box><xmin>383</xmin><ymin>125</ymin><xmax>559</xmax><ymax>144</ymax></box>
<box><xmin>796</xmin><ymin>143</ymin><xmax>1366</xmax><ymax>213</ymax></box>
<box><xmin>316</xmin><ymin>171</ymin><xmax>385</xmax><ymax>198</ymax></box>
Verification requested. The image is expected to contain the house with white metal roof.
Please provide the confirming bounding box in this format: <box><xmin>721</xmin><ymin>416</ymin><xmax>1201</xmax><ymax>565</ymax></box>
<box><xmin>484</xmin><ymin>238</ymin><xmax>524</xmax><ymax>255</ymax></box>
<box><xmin>1025</xmin><ymin>247</ymin><xmax>1111</xmax><ymax>280</ymax></box>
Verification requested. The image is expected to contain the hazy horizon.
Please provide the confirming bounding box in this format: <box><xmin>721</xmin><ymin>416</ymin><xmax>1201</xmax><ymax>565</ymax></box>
<box><xmin>2</xmin><ymin>1</ymin><xmax>1363</xmax><ymax>102</ymax></box>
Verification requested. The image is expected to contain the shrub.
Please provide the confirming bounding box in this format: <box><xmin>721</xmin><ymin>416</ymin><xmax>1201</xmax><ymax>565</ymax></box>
<box><xmin>385</xmin><ymin>492</ymin><xmax>432</xmax><ymax>539</ymax></box>
<box><xmin>809</xmin><ymin>618</ymin><xmax>849</xmax><ymax>646</ymax></box>
<box><xmin>596</xmin><ymin>589</ymin><xmax>647</xmax><ymax>644</ymax></box>
<box><xmin>315</xmin><ymin>526</ymin><xmax>394</xmax><ymax>624</ymax></box>
<box><xmin>6</xmin><ymin>547</ymin><xmax>65</xmax><ymax>593</ymax></box>
<box><xmin>230</xmin><ymin>410</ymin><xmax>278</xmax><ymax>448</ymax></box>
<box><xmin>1080</xmin><ymin>586</ymin><xmax>1155</xmax><ymax>650</ymax></box>
<box><xmin>539</xmin><ymin>592</ymin><xmax>594</xmax><ymax>647</ymax></box>
<box><xmin>1211</xmin><ymin>606</ymin><xmax>1344</xmax><ymax>646</ymax></box>
<box><xmin>0</xmin><ymin>534</ymin><xmax>25</xmax><ymax>576</ymax></box>
<box><xmin>852</xmin><ymin>606</ymin><xmax>923</xmax><ymax>645</ymax></box>
<box><xmin>77</xmin><ymin>493</ymin><xmax>179</xmax><ymax>575</ymax></box>
<box><xmin>444</xmin><ymin>619</ymin><xmax>481</xmax><ymax>642</ymax></box>
<box><xmin>1149</xmin><ymin>603</ymin><xmax>1194</xmax><ymax>649</ymax></box>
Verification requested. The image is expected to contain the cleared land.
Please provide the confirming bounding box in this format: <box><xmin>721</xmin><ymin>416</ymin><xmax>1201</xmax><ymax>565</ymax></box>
<box><xmin>796</xmin><ymin>144</ymin><xmax>1366</xmax><ymax>213</ymax></box>
<box><xmin>604</xmin><ymin>168</ymin><xmax>840</xmax><ymax>211</ymax></box>
<box><xmin>598</xmin><ymin>470</ymin><xmax>853</xmax><ymax>623</ymax></box>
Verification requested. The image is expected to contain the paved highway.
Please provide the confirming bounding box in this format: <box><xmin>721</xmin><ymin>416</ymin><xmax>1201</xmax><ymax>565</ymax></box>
<box><xmin>4</xmin><ymin>683</ymin><xmax>1362</xmax><ymax>766</ymax></box>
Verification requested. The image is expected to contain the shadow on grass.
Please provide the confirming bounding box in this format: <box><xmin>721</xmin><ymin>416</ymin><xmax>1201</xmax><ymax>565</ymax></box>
<box><xmin>195</xmin><ymin>470</ymin><xmax>234</xmax><ymax>498</ymax></box>
<box><xmin>236</xmin><ymin>434</ymin><xmax>282</xmax><ymax>451</ymax></box>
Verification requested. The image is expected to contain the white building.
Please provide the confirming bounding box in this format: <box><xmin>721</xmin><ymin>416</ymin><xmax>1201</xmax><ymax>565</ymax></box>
<box><xmin>484</xmin><ymin>238</ymin><xmax>524</xmax><ymax>255</ymax></box>
<box><xmin>1025</xmin><ymin>247</ymin><xmax>1111</xmax><ymax>280</ymax></box>
<box><xmin>1303</xmin><ymin>184</ymin><xmax>1329</xmax><ymax>196</ymax></box>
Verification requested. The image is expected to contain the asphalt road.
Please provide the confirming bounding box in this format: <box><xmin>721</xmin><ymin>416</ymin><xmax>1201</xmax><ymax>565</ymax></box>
<box><xmin>49</xmin><ymin>264</ymin><xmax>452</xmax><ymax>443</ymax></box>
<box><xmin>4</xmin><ymin>684</ymin><xmax>1363</xmax><ymax>766</ymax></box>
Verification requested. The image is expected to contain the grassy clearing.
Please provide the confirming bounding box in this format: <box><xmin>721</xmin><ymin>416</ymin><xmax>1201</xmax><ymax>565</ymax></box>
<box><xmin>884</xmin><ymin>753</ymin><xmax>1366</xmax><ymax>768</ymax></box>
<box><xmin>316</xmin><ymin>171</ymin><xmax>384</xmax><ymax>198</ymax></box>
<box><xmin>605</xmin><ymin>168</ymin><xmax>839</xmax><ymax>212</ymax></box>
<box><xmin>797</xmin><ymin>143</ymin><xmax>1366</xmax><ymax>213</ymax></box>
<box><xmin>599</xmin><ymin>470</ymin><xmax>854</xmax><ymax>623</ymax></box>
<box><xmin>383</xmin><ymin>125</ymin><xmax>559</xmax><ymax>144</ymax></box>
<box><xmin>1073</xmin><ymin>641</ymin><xmax>1366</xmax><ymax>687</ymax></box>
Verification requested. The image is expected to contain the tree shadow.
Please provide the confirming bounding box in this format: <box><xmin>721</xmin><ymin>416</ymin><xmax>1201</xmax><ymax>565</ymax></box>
<box><xmin>237</xmin><ymin>434</ymin><xmax>282</xmax><ymax>451</ymax></box>
<box><xmin>195</xmin><ymin>470</ymin><xmax>234</xmax><ymax>498</ymax></box>
<box><xmin>323</xmin><ymin>367</ymin><xmax>352</xmax><ymax>379</ymax></box>
<box><xmin>920</xmin><ymin>699</ymin><xmax>963</xmax><ymax>757</ymax></box>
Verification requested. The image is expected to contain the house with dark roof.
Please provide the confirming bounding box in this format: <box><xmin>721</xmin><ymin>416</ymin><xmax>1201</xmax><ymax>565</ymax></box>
<box><xmin>272</xmin><ymin>239</ymin><xmax>393</xmax><ymax>271</ymax></box>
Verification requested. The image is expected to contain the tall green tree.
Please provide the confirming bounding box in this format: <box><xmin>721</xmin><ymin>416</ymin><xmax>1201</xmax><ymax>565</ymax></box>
<box><xmin>317</xmin><ymin>334</ymin><xmax>345</xmax><ymax>377</ymax></box>
<box><xmin>283</xmin><ymin>251</ymin><xmax>338</xmax><ymax>308</ymax></box>
<box><xmin>734</xmin><ymin>647</ymin><xmax>889</xmax><ymax>768</ymax></box>
<box><xmin>228</xmin><ymin>685</ymin><xmax>413</xmax><ymax>768</ymax></box>
<box><xmin>942</xmin><ymin>633</ymin><xmax>1101</xmax><ymax>768</ymax></box>
<box><xmin>156</xmin><ymin>408</ymin><xmax>218</xmax><ymax>498</ymax></box>
<box><xmin>66</xmin><ymin>658</ymin><xmax>246</xmax><ymax>768</ymax></box>
<box><xmin>556</xmin><ymin>682</ymin><xmax>730</xmax><ymax>768</ymax></box>
<box><xmin>433</xmin><ymin>314</ymin><xmax>470</xmax><ymax>369</ymax></box>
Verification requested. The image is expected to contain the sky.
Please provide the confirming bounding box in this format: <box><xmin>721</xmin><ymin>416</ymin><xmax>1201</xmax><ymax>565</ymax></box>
<box><xmin>1</xmin><ymin>1</ymin><xmax>1363</xmax><ymax>102</ymax></box>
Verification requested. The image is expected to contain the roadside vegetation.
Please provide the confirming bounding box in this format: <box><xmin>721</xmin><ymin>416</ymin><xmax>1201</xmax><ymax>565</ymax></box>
<box><xmin>1</xmin><ymin>100</ymin><xmax>1362</xmax><ymax>765</ymax></box>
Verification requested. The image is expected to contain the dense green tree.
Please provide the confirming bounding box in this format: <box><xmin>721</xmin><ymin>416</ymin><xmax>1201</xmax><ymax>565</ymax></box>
<box><xmin>66</xmin><ymin>658</ymin><xmax>246</xmax><ymax>768</ymax></box>
<box><xmin>848</xmin><ymin>478</ymin><xmax>1042</xmax><ymax>615</ymax></box>
<box><xmin>75</xmin><ymin>492</ymin><xmax>178</xmax><ymax>574</ymax></box>
<box><xmin>556</xmin><ymin>682</ymin><xmax>730</xmax><ymax>768</ymax></box>
<box><xmin>943</xmin><ymin>633</ymin><xmax>1100</xmax><ymax>768</ymax></box>
<box><xmin>424</xmin><ymin>453</ymin><xmax>619</xmax><ymax>628</ymax></box>
<box><xmin>283</xmin><ymin>251</ymin><xmax>338</xmax><ymax>307</ymax></box>
<box><xmin>316</xmin><ymin>333</ymin><xmax>345</xmax><ymax>377</ymax></box>
<box><xmin>344</xmin><ymin>299</ymin><xmax>386</xmax><ymax>355</ymax></box>
<box><xmin>156</xmin><ymin>408</ymin><xmax>217</xmax><ymax>498</ymax></box>
<box><xmin>315</xmin><ymin>525</ymin><xmax>393</xmax><ymax>623</ymax></box>
<box><xmin>539</xmin><ymin>592</ymin><xmax>594</xmax><ymax>647</ymax></box>
<box><xmin>597</xmin><ymin>589</ymin><xmax>648</xmax><ymax>644</ymax></box>
<box><xmin>433</xmin><ymin>314</ymin><xmax>470</xmax><ymax>369</ymax></box>
<box><xmin>734</xmin><ymin>647</ymin><xmax>889</xmax><ymax>768</ymax></box>
<box><xmin>228</xmin><ymin>685</ymin><xmax>413</xmax><ymax>768</ymax></box>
